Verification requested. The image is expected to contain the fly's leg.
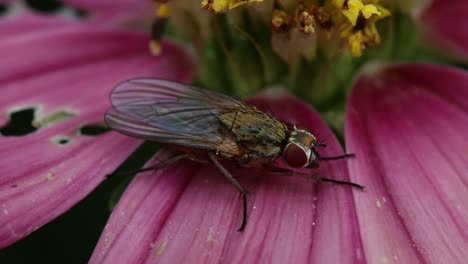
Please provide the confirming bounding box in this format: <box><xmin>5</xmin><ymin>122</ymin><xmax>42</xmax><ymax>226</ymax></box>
<box><xmin>239</xmin><ymin>193</ymin><xmax>247</xmax><ymax>232</ymax></box>
<box><xmin>110</xmin><ymin>154</ymin><xmax>190</xmax><ymax>177</ymax></box>
<box><xmin>318</xmin><ymin>153</ymin><xmax>355</xmax><ymax>161</ymax></box>
<box><xmin>209</xmin><ymin>154</ymin><xmax>249</xmax><ymax>232</ymax></box>
<box><xmin>135</xmin><ymin>154</ymin><xmax>191</xmax><ymax>173</ymax></box>
<box><xmin>308</xmin><ymin>151</ymin><xmax>355</xmax><ymax>168</ymax></box>
<box><xmin>312</xmin><ymin>147</ymin><xmax>355</xmax><ymax>161</ymax></box>
<box><xmin>314</xmin><ymin>177</ymin><xmax>364</xmax><ymax>189</ymax></box>
<box><xmin>268</xmin><ymin>168</ymin><xmax>365</xmax><ymax>190</ymax></box>
<box><xmin>209</xmin><ymin>154</ymin><xmax>249</xmax><ymax>194</ymax></box>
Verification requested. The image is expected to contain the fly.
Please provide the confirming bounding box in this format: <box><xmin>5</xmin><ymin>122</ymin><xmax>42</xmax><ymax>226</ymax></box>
<box><xmin>105</xmin><ymin>78</ymin><xmax>364</xmax><ymax>231</ymax></box>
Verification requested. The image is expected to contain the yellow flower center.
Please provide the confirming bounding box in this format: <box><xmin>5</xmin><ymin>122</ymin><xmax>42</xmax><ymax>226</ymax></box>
<box><xmin>200</xmin><ymin>0</ymin><xmax>263</xmax><ymax>13</ymax></box>
<box><xmin>152</xmin><ymin>0</ymin><xmax>390</xmax><ymax>58</ymax></box>
<box><xmin>336</xmin><ymin>0</ymin><xmax>390</xmax><ymax>56</ymax></box>
<box><xmin>342</xmin><ymin>0</ymin><xmax>381</xmax><ymax>26</ymax></box>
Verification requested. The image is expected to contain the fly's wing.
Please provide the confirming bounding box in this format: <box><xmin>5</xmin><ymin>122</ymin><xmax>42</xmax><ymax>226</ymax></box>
<box><xmin>105</xmin><ymin>78</ymin><xmax>248</xmax><ymax>150</ymax></box>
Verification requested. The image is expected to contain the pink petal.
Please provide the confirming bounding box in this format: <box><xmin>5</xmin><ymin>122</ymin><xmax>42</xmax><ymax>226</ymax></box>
<box><xmin>0</xmin><ymin>30</ymin><xmax>193</xmax><ymax>248</ymax></box>
<box><xmin>64</xmin><ymin>0</ymin><xmax>150</xmax><ymax>10</ymax></box>
<box><xmin>62</xmin><ymin>0</ymin><xmax>153</xmax><ymax>25</ymax></box>
<box><xmin>417</xmin><ymin>0</ymin><xmax>468</xmax><ymax>60</ymax></box>
<box><xmin>346</xmin><ymin>63</ymin><xmax>468</xmax><ymax>263</ymax></box>
<box><xmin>91</xmin><ymin>89</ymin><xmax>364</xmax><ymax>263</ymax></box>
<box><xmin>0</xmin><ymin>11</ymin><xmax>81</xmax><ymax>36</ymax></box>
<box><xmin>0</xmin><ymin>0</ymin><xmax>13</xmax><ymax>5</ymax></box>
<box><xmin>0</xmin><ymin>1</ymin><xmax>152</xmax><ymax>34</ymax></box>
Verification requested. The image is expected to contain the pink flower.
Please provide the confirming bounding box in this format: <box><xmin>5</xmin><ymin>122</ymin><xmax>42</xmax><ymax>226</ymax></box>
<box><xmin>1</xmin><ymin>1</ymin><xmax>467</xmax><ymax>263</ymax></box>
<box><xmin>89</xmin><ymin>64</ymin><xmax>468</xmax><ymax>263</ymax></box>
<box><xmin>0</xmin><ymin>8</ymin><xmax>193</xmax><ymax>251</ymax></box>
<box><xmin>415</xmin><ymin>0</ymin><xmax>468</xmax><ymax>60</ymax></box>
<box><xmin>346</xmin><ymin>63</ymin><xmax>468</xmax><ymax>263</ymax></box>
<box><xmin>91</xmin><ymin>89</ymin><xmax>362</xmax><ymax>263</ymax></box>
<box><xmin>0</xmin><ymin>0</ymin><xmax>152</xmax><ymax>31</ymax></box>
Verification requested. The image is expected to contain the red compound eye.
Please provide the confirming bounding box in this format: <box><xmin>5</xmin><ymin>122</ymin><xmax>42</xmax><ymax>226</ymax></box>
<box><xmin>283</xmin><ymin>143</ymin><xmax>308</xmax><ymax>168</ymax></box>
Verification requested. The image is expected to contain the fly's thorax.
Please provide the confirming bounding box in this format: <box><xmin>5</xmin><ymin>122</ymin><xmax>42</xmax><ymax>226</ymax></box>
<box><xmin>282</xmin><ymin>127</ymin><xmax>318</xmax><ymax>168</ymax></box>
<box><xmin>219</xmin><ymin>110</ymin><xmax>287</xmax><ymax>158</ymax></box>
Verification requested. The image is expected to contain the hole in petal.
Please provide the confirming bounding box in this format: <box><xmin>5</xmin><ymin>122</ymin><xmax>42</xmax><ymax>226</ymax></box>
<box><xmin>24</xmin><ymin>0</ymin><xmax>90</xmax><ymax>19</ymax></box>
<box><xmin>51</xmin><ymin>135</ymin><xmax>72</xmax><ymax>146</ymax></box>
<box><xmin>25</xmin><ymin>0</ymin><xmax>64</xmax><ymax>13</ymax></box>
<box><xmin>0</xmin><ymin>108</ymin><xmax>38</xmax><ymax>136</ymax></box>
<box><xmin>2</xmin><ymin>106</ymin><xmax>76</xmax><ymax>136</ymax></box>
<box><xmin>33</xmin><ymin>109</ymin><xmax>76</xmax><ymax>128</ymax></box>
<box><xmin>58</xmin><ymin>138</ymin><xmax>70</xmax><ymax>144</ymax></box>
<box><xmin>79</xmin><ymin>124</ymin><xmax>111</xmax><ymax>136</ymax></box>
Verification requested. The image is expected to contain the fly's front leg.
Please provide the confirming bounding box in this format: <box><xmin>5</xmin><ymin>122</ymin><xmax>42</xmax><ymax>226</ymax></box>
<box><xmin>267</xmin><ymin>166</ymin><xmax>365</xmax><ymax>190</ymax></box>
<box><xmin>209</xmin><ymin>154</ymin><xmax>249</xmax><ymax>232</ymax></box>
<box><xmin>318</xmin><ymin>153</ymin><xmax>355</xmax><ymax>161</ymax></box>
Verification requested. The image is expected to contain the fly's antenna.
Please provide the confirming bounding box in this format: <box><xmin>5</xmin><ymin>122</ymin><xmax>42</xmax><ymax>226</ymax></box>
<box><xmin>316</xmin><ymin>133</ymin><xmax>334</xmax><ymax>147</ymax></box>
<box><xmin>315</xmin><ymin>141</ymin><xmax>327</xmax><ymax>147</ymax></box>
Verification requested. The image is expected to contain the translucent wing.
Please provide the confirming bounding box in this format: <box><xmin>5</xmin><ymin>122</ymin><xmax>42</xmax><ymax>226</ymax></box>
<box><xmin>105</xmin><ymin>78</ymin><xmax>248</xmax><ymax>150</ymax></box>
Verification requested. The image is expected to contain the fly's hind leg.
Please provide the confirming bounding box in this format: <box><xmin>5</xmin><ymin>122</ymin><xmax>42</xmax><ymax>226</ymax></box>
<box><xmin>135</xmin><ymin>154</ymin><xmax>191</xmax><ymax>173</ymax></box>
<box><xmin>110</xmin><ymin>153</ymin><xmax>191</xmax><ymax>177</ymax></box>
<box><xmin>208</xmin><ymin>154</ymin><xmax>249</xmax><ymax>232</ymax></box>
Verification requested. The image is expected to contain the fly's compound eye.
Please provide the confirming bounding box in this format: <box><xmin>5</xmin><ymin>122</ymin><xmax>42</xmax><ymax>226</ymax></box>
<box><xmin>283</xmin><ymin>143</ymin><xmax>311</xmax><ymax>168</ymax></box>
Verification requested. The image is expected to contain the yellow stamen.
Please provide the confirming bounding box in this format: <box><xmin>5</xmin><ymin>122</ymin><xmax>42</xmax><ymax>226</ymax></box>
<box><xmin>296</xmin><ymin>10</ymin><xmax>315</xmax><ymax>35</ymax></box>
<box><xmin>149</xmin><ymin>2</ymin><xmax>170</xmax><ymax>56</ymax></box>
<box><xmin>348</xmin><ymin>32</ymin><xmax>363</xmax><ymax>56</ymax></box>
<box><xmin>229</xmin><ymin>0</ymin><xmax>263</xmax><ymax>10</ymax></box>
<box><xmin>332</xmin><ymin>0</ymin><xmax>346</xmax><ymax>7</ymax></box>
<box><xmin>271</xmin><ymin>9</ymin><xmax>291</xmax><ymax>32</ymax></box>
<box><xmin>342</xmin><ymin>0</ymin><xmax>381</xmax><ymax>26</ymax></box>
<box><xmin>194</xmin><ymin>0</ymin><xmax>390</xmax><ymax>58</ymax></box>
<box><xmin>149</xmin><ymin>40</ymin><xmax>162</xmax><ymax>55</ymax></box>
<box><xmin>201</xmin><ymin>0</ymin><xmax>228</xmax><ymax>12</ymax></box>
<box><xmin>156</xmin><ymin>3</ymin><xmax>170</xmax><ymax>18</ymax></box>
<box><xmin>332</xmin><ymin>0</ymin><xmax>390</xmax><ymax>56</ymax></box>
<box><xmin>201</xmin><ymin>0</ymin><xmax>263</xmax><ymax>13</ymax></box>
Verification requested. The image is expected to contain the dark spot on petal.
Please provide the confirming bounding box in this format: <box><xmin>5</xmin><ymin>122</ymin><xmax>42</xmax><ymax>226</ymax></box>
<box><xmin>73</xmin><ymin>8</ymin><xmax>89</xmax><ymax>19</ymax></box>
<box><xmin>0</xmin><ymin>108</ymin><xmax>37</xmax><ymax>136</ymax></box>
<box><xmin>79</xmin><ymin>124</ymin><xmax>111</xmax><ymax>136</ymax></box>
<box><xmin>25</xmin><ymin>0</ymin><xmax>64</xmax><ymax>13</ymax></box>
<box><xmin>10</xmin><ymin>184</ymin><xmax>18</xmax><ymax>188</ymax></box>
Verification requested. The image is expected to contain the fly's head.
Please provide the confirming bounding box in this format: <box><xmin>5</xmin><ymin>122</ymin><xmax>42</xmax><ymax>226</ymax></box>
<box><xmin>282</xmin><ymin>126</ymin><xmax>322</xmax><ymax>168</ymax></box>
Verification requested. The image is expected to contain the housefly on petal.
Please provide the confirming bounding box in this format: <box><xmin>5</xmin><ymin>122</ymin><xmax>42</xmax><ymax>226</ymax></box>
<box><xmin>105</xmin><ymin>79</ymin><xmax>364</xmax><ymax>231</ymax></box>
